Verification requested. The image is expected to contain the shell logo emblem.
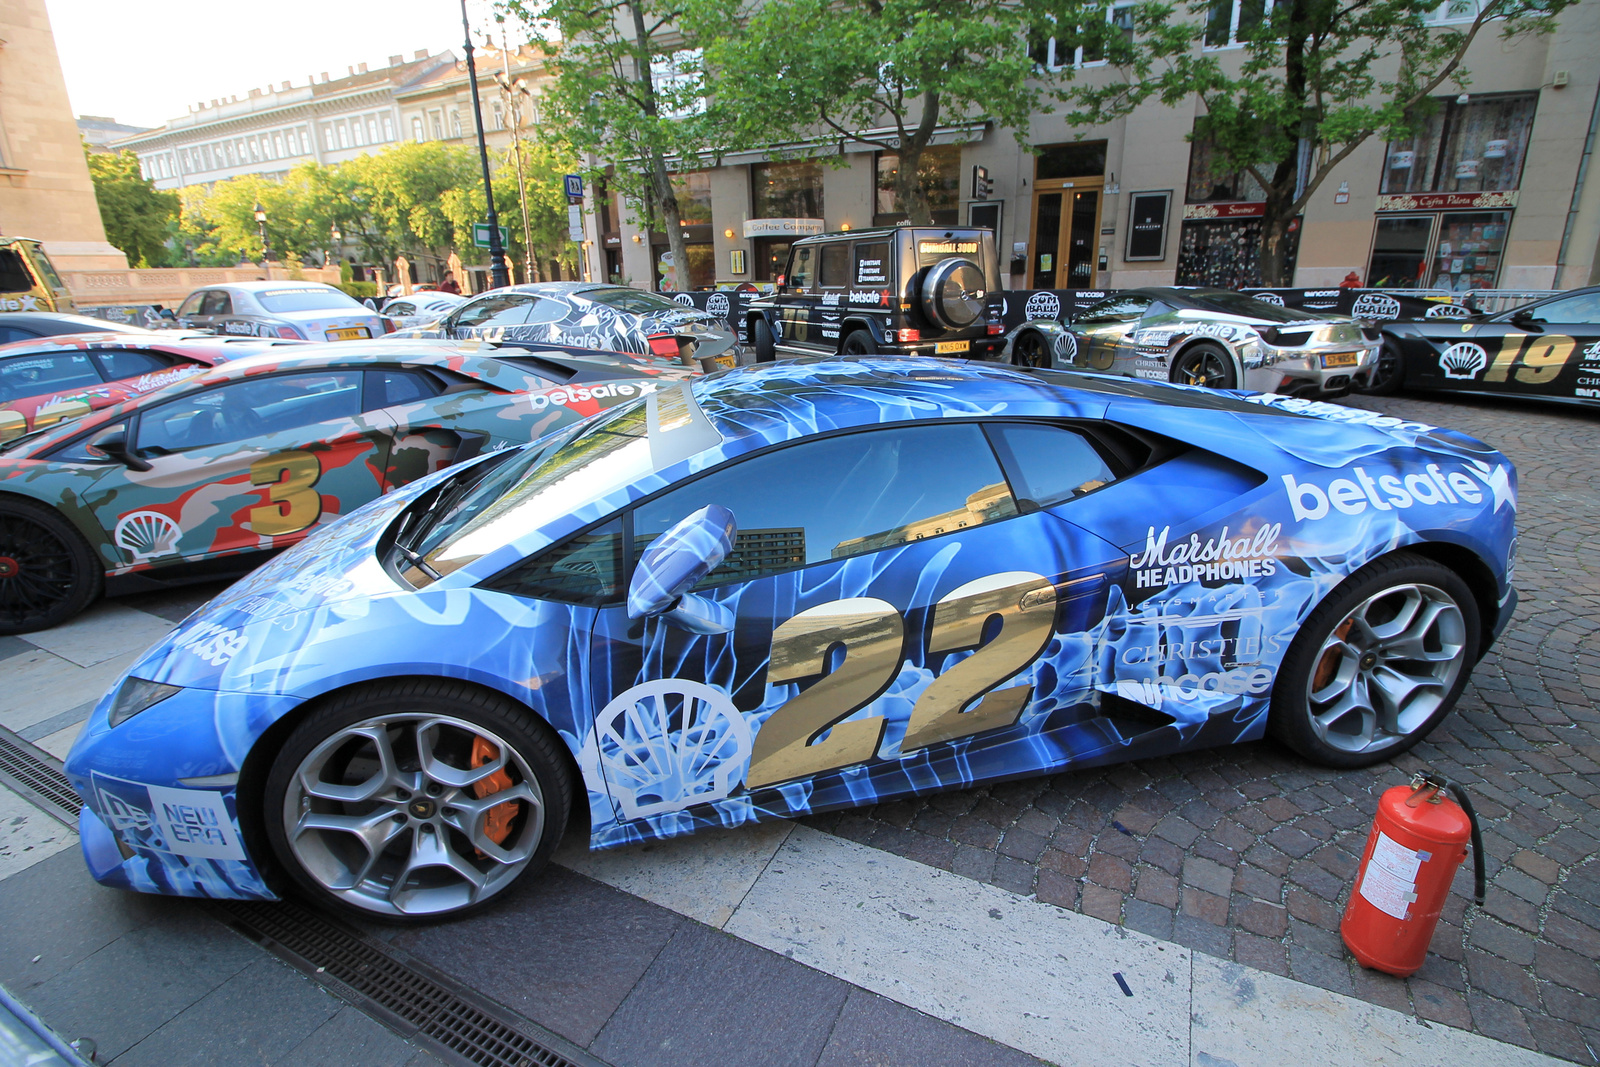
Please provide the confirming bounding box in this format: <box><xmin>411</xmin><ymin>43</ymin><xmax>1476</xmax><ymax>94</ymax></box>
<box><xmin>1254</xmin><ymin>293</ymin><xmax>1286</xmax><ymax>307</ymax></box>
<box><xmin>1052</xmin><ymin>331</ymin><xmax>1077</xmax><ymax>360</ymax></box>
<box><xmin>114</xmin><ymin>511</ymin><xmax>182</xmax><ymax>561</ymax></box>
<box><xmin>673</xmin><ymin>293</ymin><xmax>696</xmax><ymax>307</ymax></box>
<box><xmin>1438</xmin><ymin>342</ymin><xmax>1490</xmax><ymax>380</ymax></box>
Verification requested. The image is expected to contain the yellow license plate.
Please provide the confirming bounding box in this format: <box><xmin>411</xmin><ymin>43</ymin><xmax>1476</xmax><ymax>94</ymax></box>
<box><xmin>327</xmin><ymin>327</ymin><xmax>370</xmax><ymax>341</ymax></box>
<box><xmin>1321</xmin><ymin>351</ymin><xmax>1360</xmax><ymax>368</ymax></box>
<box><xmin>712</xmin><ymin>354</ymin><xmax>737</xmax><ymax>369</ymax></box>
<box><xmin>935</xmin><ymin>340</ymin><xmax>970</xmax><ymax>354</ymax></box>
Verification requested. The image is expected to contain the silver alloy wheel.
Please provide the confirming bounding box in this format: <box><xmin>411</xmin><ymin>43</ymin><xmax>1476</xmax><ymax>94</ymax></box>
<box><xmin>1305</xmin><ymin>582</ymin><xmax>1466</xmax><ymax>755</ymax></box>
<box><xmin>283</xmin><ymin>713</ymin><xmax>545</xmax><ymax>917</ymax></box>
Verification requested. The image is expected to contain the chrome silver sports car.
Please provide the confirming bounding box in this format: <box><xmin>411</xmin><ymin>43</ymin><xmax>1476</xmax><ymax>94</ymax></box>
<box><xmin>1004</xmin><ymin>287</ymin><xmax>1379</xmax><ymax>397</ymax></box>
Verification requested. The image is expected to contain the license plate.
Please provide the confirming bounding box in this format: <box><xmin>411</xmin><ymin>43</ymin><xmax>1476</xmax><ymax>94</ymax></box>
<box><xmin>935</xmin><ymin>340</ymin><xmax>970</xmax><ymax>354</ymax></box>
<box><xmin>712</xmin><ymin>354</ymin><xmax>737</xmax><ymax>369</ymax></box>
<box><xmin>1321</xmin><ymin>351</ymin><xmax>1360</xmax><ymax>368</ymax></box>
<box><xmin>327</xmin><ymin>327</ymin><xmax>370</xmax><ymax>341</ymax></box>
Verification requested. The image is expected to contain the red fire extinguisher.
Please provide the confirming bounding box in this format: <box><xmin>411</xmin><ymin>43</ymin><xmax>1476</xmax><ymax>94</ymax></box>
<box><xmin>1341</xmin><ymin>772</ymin><xmax>1487</xmax><ymax>977</ymax></box>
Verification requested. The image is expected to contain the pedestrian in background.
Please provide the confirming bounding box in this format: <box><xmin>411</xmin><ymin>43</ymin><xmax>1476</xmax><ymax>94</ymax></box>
<box><xmin>439</xmin><ymin>272</ymin><xmax>461</xmax><ymax>295</ymax></box>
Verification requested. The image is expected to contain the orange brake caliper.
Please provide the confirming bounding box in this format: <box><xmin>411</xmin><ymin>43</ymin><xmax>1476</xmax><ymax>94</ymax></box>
<box><xmin>469</xmin><ymin>737</ymin><xmax>517</xmax><ymax>847</ymax></box>
<box><xmin>1313</xmin><ymin>620</ymin><xmax>1355</xmax><ymax>691</ymax></box>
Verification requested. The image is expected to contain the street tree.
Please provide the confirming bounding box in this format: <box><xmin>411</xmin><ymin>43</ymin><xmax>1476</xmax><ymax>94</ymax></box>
<box><xmin>1053</xmin><ymin>0</ymin><xmax>1573</xmax><ymax>285</ymax></box>
<box><xmin>84</xmin><ymin>149</ymin><xmax>181</xmax><ymax>267</ymax></box>
<box><xmin>503</xmin><ymin>0</ymin><xmax>732</xmax><ymax>290</ymax></box>
<box><xmin>708</xmin><ymin>0</ymin><xmax>1067</xmax><ymax>225</ymax></box>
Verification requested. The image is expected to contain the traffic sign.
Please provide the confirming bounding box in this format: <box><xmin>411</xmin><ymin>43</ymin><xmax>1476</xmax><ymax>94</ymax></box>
<box><xmin>564</xmin><ymin>174</ymin><xmax>585</xmax><ymax>202</ymax></box>
<box><xmin>472</xmin><ymin>223</ymin><xmax>508</xmax><ymax>249</ymax></box>
<box><xmin>567</xmin><ymin>204</ymin><xmax>584</xmax><ymax>243</ymax></box>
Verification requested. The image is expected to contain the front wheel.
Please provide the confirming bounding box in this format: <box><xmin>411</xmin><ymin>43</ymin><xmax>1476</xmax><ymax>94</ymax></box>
<box><xmin>841</xmin><ymin>330</ymin><xmax>876</xmax><ymax>357</ymax></box>
<box><xmin>1270</xmin><ymin>553</ymin><xmax>1479</xmax><ymax>769</ymax></box>
<box><xmin>1362</xmin><ymin>339</ymin><xmax>1406</xmax><ymax>395</ymax></box>
<box><xmin>1010</xmin><ymin>329</ymin><xmax>1051</xmax><ymax>368</ymax></box>
<box><xmin>1170</xmin><ymin>342</ymin><xmax>1237</xmax><ymax>389</ymax></box>
<box><xmin>0</xmin><ymin>497</ymin><xmax>102</xmax><ymax>635</ymax></box>
<box><xmin>263</xmin><ymin>679</ymin><xmax>571</xmax><ymax>922</ymax></box>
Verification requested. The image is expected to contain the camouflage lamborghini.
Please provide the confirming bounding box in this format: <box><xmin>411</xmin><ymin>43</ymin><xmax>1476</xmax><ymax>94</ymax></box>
<box><xmin>0</xmin><ymin>340</ymin><xmax>661</xmax><ymax>633</ymax></box>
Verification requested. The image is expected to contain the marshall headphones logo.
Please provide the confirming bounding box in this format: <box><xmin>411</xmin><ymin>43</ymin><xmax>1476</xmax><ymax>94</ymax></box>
<box><xmin>1438</xmin><ymin>342</ymin><xmax>1489</xmax><ymax>380</ymax></box>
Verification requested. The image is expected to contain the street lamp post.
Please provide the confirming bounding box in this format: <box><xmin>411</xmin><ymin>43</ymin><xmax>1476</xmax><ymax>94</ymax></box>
<box><xmin>253</xmin><ymin>202</ymin><xmax>272</xmax><ymax>274</ymax></box>
<box><xmin>461</xmin><ymin>0</ymin><xmax>510</xmax><ymax>289</ymax></box>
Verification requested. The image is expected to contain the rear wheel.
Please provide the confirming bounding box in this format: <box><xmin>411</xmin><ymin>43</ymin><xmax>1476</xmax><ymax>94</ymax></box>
<box><xmin>263</xmin><ymin>679</ymin><xmax>571</xmax><ymax>922</ymax></box>
<box><xmin>1170</xmin><ymin>342</ymin><xmax>1236</xmax><ymax>389</ymax></box>
<box><xmin>1270</xmin><ymin>553</ymin><xmax>1478</xmax><ymax>769</ymax></box>
<box><xmin>841</xmin><ymin>330</ymin><xmax>876</xmax><ymax>357</ymax></box>
<box><xmin>1362</xmin><ymin>339</ymin><xmax>1406</xmax><ymax>395</ymax></box>
<box><xmin>1010</xmin><ymin>329</ymin><xmax>1051</xmax><ymax>368</ymax></box>
<box><xmin>751</xmin><ymin>317</ymin><xmax>776</xmax><ymax>363</ymax></box>
<box><xmin>0</xmin><ymin>497</ymin><xmax>101</xmax><ymax>635</ymax></box>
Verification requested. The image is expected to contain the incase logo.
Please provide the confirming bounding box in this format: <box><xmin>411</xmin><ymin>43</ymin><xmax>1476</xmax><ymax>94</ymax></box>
<box><xmin>1114</xmin><ymin>667</ymin><xmax>1274</xmax><ymax>706</ymax></box>
<box><xmin>1283</xmin><ymin>465</ymin><xmax>1487</xmax><ymax>521</ymax></box>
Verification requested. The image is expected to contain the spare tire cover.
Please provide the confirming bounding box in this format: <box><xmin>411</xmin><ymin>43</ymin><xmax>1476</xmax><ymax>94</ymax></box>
<box><xmin>920</xmin><ymin>259</ymin><xmax>986</xmax><ymax>329</ymax></box>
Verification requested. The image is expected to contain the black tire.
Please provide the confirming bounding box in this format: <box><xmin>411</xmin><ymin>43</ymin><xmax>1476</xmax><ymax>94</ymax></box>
<box><xmin>1269</xmin><ymin>552</ymin><xmax>1479</xmax><ymax>769</ymax></box>
<box><xmin>1362</xmin><ymin>339</ymin><xmax>1406</xmax><ymax>396</ymax></box>
<box><xmin>752</xmin><ymin>316</ymin><xmax>776</xmax><ymax>363</ymax></box>
<box><xmin>0</xmin><ymin>496</ymin><xmax>102</xmax><ymax>635</ymax></box>
<box><xmin>263</xmin><ymin>678</ymin><xmax>571</xmax><ymax>923</ymax></box>
<box><xmin>1170</xmin><ymin>341</ymin><xmax>1237</xmax><ymax>389</ymax></box>
<box><xmin>1010</xmin><ymin>329</ymin><xmax>1051</xmax><ymax>368</ymax></box>
<box><xmin>841</xmin><ymin>330</ymin><xmax>876</xmax><ymax>357</ymax></box>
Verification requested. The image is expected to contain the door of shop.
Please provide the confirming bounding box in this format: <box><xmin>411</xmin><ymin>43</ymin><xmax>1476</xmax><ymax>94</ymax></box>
<box><xmin>1028</xmin><ymin>180</ymin><xmax>1104</xmax><ymax>290</ymax></box>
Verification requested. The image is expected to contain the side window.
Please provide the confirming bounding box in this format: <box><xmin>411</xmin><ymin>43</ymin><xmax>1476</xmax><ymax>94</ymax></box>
<box><xmin>1523</xmin><ymin>293</ymin><xmax>1600</xmax><ymax>324</ymax></box>
<box><xmin>91</xmin><ymin>348</ymin><xmax>180</xmax><ymax>380</ymax></box>
<box><xmin>452</xmin><ymin>295</ymin><xmax>532</xmax><ymax>329</ymax></box>
<box><xmin>525</xmin><ymin>298</ymin><xmax>570</xmax><ymax>325</ymax></box>
<box><xmin>0</xmin><ymin>326</ymin><xmax>37</xmax><ymax>345</ymax></box>
<box><xmin>818</xmin><ymin>242</ymin><xmax>850</xmax><ymax>288</ymax></box>
<box><xmin>0</xmin><ymin>250</ymin><xmax>31</xmax><ymax>293</ymax></box>
<box><xmin>385</xmin><ymin>301</ymin><xmax>415</xmax><ymax>317</ymax></box>
<box><xmin>0</xmin><ymin>353</ymin><xmax>104</xmax><ymax>403</ymax></box>
<box><xmin>788</xmin><ymin>246</ymin><xmax>814</xmax><ymax>290</ymax></box>
<box><xmin>136</xmin><ymin>372</ymin><xmax>362</xmax><ymax>454</ymax></box>
<box><xmin>1077</xmin><ymin>294</ymin><xmax>1150</xmax><ymax>323</ymax></box>
<box><xmin>632</xmin><ymin>423</ymin><xmax>1018</xmax><ymax>588</ymax></box>
<box><xmin>484</xmin><ymin>518</ymin><xmax>624</xmax><ymax>605</ymax></box>
<box><xmin>178</xmin><ymin>293</ymin><xmax>205</xmax><ymax>317</ymax></box>
<box><xmin>364</xmin><ymin>368</ymin><xmax>444</xmax><ymax>409</ymax></box>
<box><xmin>854</xmin><ymin>242</ymin><xmax>890</xmax><ymax>286</ymax></box>
<box><xmin>199</xmin><ymin>291</ymin><xmax>233</xmax><ymax>316</ymax></box>
<box><xmin>985</xmin><ymin>423</ymin><xmax>1117</xmax><ymax>510</ymax></box>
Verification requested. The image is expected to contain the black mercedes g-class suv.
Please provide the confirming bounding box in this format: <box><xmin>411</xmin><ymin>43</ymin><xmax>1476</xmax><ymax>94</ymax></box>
<box><xmin>744</xmin><ymin>227</ymin><xmax>1004</xmax><ymax>361</ymax></box>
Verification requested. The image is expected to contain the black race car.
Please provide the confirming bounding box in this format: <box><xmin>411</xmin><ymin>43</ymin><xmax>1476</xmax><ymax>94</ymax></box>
<box><xmin>1365</xmin><ymin>286</ymin><xmax>1600</xmax><ymax>401</ymax></box>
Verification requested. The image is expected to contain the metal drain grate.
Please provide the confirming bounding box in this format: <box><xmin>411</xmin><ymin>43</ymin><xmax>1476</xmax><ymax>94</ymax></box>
<box><xmin>0</xmin><ymin>725</ymin><xmax>81</xmax><ymax>826</ymax></box>
<box><xmin>216</xmin><ymin>899</ymin><xmax>603</xmax><ymax>1067</ymax></box>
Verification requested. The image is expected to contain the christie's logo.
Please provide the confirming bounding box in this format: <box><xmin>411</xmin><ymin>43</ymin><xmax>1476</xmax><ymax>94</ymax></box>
<box><xmin>1130</xmin><ymin>523</ymin><xmax>1282</xmax><ymax>590</ymax></box>
<box><xmin>1283</xmin><ymin>463</ymin><xmax>1499</xmax><ymax>521</ymax></box>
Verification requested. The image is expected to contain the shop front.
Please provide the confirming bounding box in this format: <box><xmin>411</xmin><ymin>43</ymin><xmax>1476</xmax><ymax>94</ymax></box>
<box><xmin>1027</xmin><ymin>141</ymin><xmax>1107</xmax><ymax>289</ymax></box>
<box><xmin>1175</xmin><ymin>203</ymin><xmax>1300</xmax><ymax>290</ymax></box>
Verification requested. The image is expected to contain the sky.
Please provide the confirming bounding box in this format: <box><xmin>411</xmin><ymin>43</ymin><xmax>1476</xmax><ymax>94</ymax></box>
<box><xmin>47</xmin><ymin>0</ymin><xmax>513</xmax><ymax>129</ymax></box>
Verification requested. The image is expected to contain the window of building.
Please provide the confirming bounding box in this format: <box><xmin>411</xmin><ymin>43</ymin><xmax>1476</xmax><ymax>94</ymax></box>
<box><xmin>1185</xmin><ymin>120</ymin><xmax>1270</xmax><ymax>203</ymax></box>
<box><xmin>450</xmin><ymin>110</ymin><xmax>462</xmax><ymax>139</ymax></box>
<box><xmin>430</xmin><ymin>111</ymin><xmax>444</xmax><ymax>140</ymax></box>
<box><xmin>631</xmin><ymin>423</ymin><xmax>1018</xmax><ymax>587</ymax></box>
<box><xmin>751</xmin><ymin>159</ymin><xmax>825</xmax><ymax>219</ymax></box>
<box><xmin>1380</xmin><ymin>92</ymin><xmax>1537</xmax><ymax>195</ymax></box>
<box><xmin>1428</xmin><ymin>0</ymin><xmax>1483</xmax><ymax>23</ymax></box>
<box><xmin>412</xmin><ymin>117</ymin><xmax>425</xmax><ymax>143</ymax></box>
<box><xmin>1029</xmin><ymin>6</ymin><xmax>1135</xmax><ymax>68</ymax></box>
<box><xmin>338</xmin><ymin>124</ymin><xmax>350</xmax><ymax>149</ymax></box>
<box><xmin>1204</xmin><ymin>0</ymin><xmax>1271</xmax><ymax>48</ymax></box>
<box><xmin>274</xmin><ymin>134</ymin><xmax>285</xmax><ymax>158</ymax></box>
<box><xmin>324</xmin><ymin>125</ymin><xmax>336</xmax><ymax>151</ymax></box>
<box><xmin>250</xmin><ymin>140</ymin><xmax>261</xmax><ymax>162</ymax></box>
<box><xmin>352</xmin><ymin>120</ymin><xmax>365</xmax><ymax>147</ymax></box>
<box><xmin>874</xmin><ymin>144</ymin><xmax>962</xmax><ymax>226</ymax></box>
<box><xmin>493</xmin><ymin>102</ymin><xmax>505</xmax><ymax>130</ymax></box>
<box><xmin>369</xmin><ymin>118</ymin><xmax>379</xmax><ymax>142</ymax></box>
<box><xmin>669</xmin><ymin>170</ymin><xmax>713</xmax><ymax>224</ymax></box>
<box><xmin>650</xmin><ymin>48</ymin><xmax>706</xmax><ymax>118</ymax></box>
<box><xmin>1175</xmin><ymin>216</ymin><xmax>1298</xmax><ymax>289</ymax></box>
<box><xmin>383</xmin><ymin>116</ymin><xmax>395</xmax><ymax>141</ymax></box>
<box><xmin>1036</xmin><ymin>141</ymin><xmax>1108</xmax><ymax>181</ymax></box>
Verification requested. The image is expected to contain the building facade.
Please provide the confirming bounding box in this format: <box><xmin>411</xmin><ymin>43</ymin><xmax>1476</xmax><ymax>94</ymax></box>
<box><xmin>77</xmin><ymin>116</ymin><xmax>150</xmax><ymax>153</ymax></box>
<box><xmin>585</xmin><ymin>2</ymin><xmax>1600</xmax><ymax>293</ymax></box>
<box><xmin>115</xmin><ymin>51</ymin><xmax>456</xmax><ymax>191</ymax></box>
<box><xmin>0</xmin><ymin>0</ymin><xmax>127</xmax><ymax>271</ymax></box>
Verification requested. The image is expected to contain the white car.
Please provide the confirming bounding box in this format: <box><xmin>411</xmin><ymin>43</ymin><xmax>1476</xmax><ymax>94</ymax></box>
<box><xmin>380</xmin><ymin>291</ymin><xmax>468</xmax><ymax>329</ymax></box>
<box><xmin>176</xmin><ymin>282</ymin><xmax>390</xmax><ymax>342</ymax></box>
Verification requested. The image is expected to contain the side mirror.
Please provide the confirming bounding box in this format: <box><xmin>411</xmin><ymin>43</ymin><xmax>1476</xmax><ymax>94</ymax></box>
<box><xmin>90</xmin><ymin>427</ymin><xmax>152</xmax><ymax>472</ymax></box>
<box><xmin>627</xmin><ymin>504</ymin><xmax>737</xmax><ymax>634</ymax></box>
<box><xmin>1510</xmin><ymin>308</ymin><xmax>1540</xmax><ymax>327</ymax></box>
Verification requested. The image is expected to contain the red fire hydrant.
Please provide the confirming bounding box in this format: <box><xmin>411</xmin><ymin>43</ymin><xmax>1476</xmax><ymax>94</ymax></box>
<box><xmin>1341</xmin><ymin>772</ymin><xmax>1486</xmax><ymax>977</ymax></box>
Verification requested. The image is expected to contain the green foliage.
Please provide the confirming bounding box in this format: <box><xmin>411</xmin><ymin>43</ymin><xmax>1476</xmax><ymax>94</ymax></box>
<box><xmin>84</xmin><ymin>148</ymin><xmax>181</xmax><ymax>267</ymax></box>
<box><xmin>1051</xmin><ymin>0</ymin><xmax>1571</xmax><ymax>282</ymax></box>
<box><xmin>338</xmin><ymin>281</ymin><xmax>379</xmax><ymax>298</ymax></box>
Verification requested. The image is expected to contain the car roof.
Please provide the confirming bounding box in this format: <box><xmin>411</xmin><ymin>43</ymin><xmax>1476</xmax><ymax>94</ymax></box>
<box><xmin>205</xmin><ymin>281</ymin><xmax>343</xmax><ymax>293</ymax></box>
<box><xmin>470</xmin><ymin>281</ymin><xmax>616</xmax><ymax>298</ymax></box>
<box><xmin>0</xmin><ymin>312</ymin><xmax>149</xmax><ymax>332</ymax></box>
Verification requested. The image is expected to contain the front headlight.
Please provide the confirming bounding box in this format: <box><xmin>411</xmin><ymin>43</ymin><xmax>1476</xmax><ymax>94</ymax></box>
<box><xmin>108</xmin><ymin>677</ymin><xmax>182</xmax><ymax>727</ymax></box>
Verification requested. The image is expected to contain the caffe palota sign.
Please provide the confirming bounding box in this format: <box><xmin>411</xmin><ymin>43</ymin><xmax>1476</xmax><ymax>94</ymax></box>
<box><xmin>1376</xmin><ymin>191</ymin><xmax>1519</xmax><ymax>212</ymax></box>
<box><xmin>742</xmin><ymin>218</ymin><xmax>827</xmax><ymax>237</ymax></box>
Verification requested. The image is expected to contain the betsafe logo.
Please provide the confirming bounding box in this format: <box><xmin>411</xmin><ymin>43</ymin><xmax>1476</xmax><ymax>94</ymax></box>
<box><xmin>1283</xmin><ymin>461</ymin><xmax>1510</xmax><ymax>521</ymax></box>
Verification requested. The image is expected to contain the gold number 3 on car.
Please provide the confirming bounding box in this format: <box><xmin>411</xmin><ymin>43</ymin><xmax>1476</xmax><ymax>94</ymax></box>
<box><xmin>745</xmin><ymin>572</ymin><xmax>1059</xmax><ymax>790</ymax></box>
<box><xmin>248</xmin><ymin>450</ymin><xmax>323</xmax><ymax>536</ymax></box>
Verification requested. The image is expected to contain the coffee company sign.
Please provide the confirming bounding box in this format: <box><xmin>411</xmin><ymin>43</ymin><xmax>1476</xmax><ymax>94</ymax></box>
<box><xmin>743</xmin><ymin>218</ymin><xmax>826</xmax><ymax>238</ymax></box>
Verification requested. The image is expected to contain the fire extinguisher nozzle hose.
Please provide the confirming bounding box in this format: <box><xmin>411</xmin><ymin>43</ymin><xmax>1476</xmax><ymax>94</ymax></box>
<box><xmin>1423</xmin><ymin>773</ymin><xmax>1488</xmax><ymax>906</ymax></box>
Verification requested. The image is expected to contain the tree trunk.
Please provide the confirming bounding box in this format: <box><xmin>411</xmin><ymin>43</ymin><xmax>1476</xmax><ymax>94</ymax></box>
<box><xmin>626</xmin><ymin>1</ymin><xmax>688</xmax><ymax>292</ymax></box>
<box><xmin>1258</xmin><ymin>209</ymin><xmax>1293</xmax><ymax>288</ymax></box>
<box><xmin>1257</xmin><ymin>0</ymin><xmax>1308</xmax><ymax>288</ymax></box>
<box><xmin>892</xmin><ymin>91</ymin><xmax>942</xmax><ymax>225</ymax></box>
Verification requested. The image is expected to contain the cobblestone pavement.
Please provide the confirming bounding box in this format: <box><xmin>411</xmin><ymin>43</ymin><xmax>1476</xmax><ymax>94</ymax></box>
<box><xmin>802</xmin><ymin>391</ymin><xmax>1600</xmax><ymax>1063</ymax></box>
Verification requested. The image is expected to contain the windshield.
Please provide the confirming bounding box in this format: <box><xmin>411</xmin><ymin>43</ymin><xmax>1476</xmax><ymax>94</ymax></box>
<box><xmin>256</xmin><ymin>288</ymin><xmax>366</xmax><ymax>314</ymax></box>
<box><xmin>580</xmin><ymin>287</ymin><xmax>683</xmax><ymax>314</ymax></box>
<box><xmin>1189</xmin><ymin>291</ymin><xmax>1323</xmax><ymax>322</ymax></box>
<box><xmin>412</xmin><ymin>400</ymin><xmax>655</xmax><ymax>580</ymax></box>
